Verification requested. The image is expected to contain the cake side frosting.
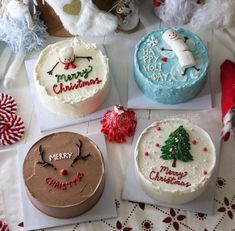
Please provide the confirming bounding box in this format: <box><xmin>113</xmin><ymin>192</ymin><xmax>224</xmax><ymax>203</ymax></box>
<box><xmin>34</xmin><ymin>38</ymin><xmax>110</xmax><ymax>116</ymax></box>
<box><xmin>135</xmin><ymin>119</ymin><xmax>216</xmax><ymax>204</ymax></box>
<box><xmin>134</xmin><ymin>27</ymin><xmax>209</xmax><ymax>104</ymax></box>
<box><xmin>23</xmin><ymin>132</ymin><xmax>105</xmax><ymax>218</ymax></box>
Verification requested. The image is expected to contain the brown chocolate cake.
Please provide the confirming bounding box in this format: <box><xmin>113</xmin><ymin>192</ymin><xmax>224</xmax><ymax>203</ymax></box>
<box><xmin>23</xmin><ymin>132</ymin><xmax>105</xmax><ymax>218</ymax></box>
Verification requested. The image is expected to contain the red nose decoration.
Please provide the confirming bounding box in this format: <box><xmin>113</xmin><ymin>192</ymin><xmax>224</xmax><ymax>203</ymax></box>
<box><xmin>60</xmin><ymin>169</ymin><xmax>68</xmax><ymax>176</ymax></box>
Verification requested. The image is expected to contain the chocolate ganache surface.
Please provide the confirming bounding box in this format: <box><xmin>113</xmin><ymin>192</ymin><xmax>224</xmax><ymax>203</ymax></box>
<box><xmin>23</xmin><ymin>132</ymin><xmax>105</xmax><ymax>218</ymax></box>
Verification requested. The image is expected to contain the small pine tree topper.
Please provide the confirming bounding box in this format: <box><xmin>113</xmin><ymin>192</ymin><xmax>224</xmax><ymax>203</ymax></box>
<box><xmin>160</xmin><ymin>125</ymin><xmax>193</xmax><ymax>168</ymax></box>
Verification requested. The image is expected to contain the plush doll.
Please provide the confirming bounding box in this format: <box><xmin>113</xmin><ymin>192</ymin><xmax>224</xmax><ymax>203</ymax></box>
<box><xmin>0</xmin><ymin>0</ymin><xmax>47</xmax><ymax>88</ymax></box>
<box><xmin>153</xmin><ymin>0</ymin><xmax>204</xmax><ymax>26</ymax></box>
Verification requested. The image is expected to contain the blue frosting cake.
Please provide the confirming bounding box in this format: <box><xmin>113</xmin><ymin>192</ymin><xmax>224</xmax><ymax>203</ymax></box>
<box><xmin>134</xmin><ymin>27</ymin><xmax>209</xmax><ymax>104</ymax></box>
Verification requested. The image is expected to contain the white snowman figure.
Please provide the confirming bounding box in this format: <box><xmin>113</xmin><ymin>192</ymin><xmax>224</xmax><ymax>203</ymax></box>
<box><xmin>59</xmin><ymin>47</ymin><xmax>77</xmax><ymax>70</ymax></box>
<box><xmin>47</xmin><ymin>46</ymin><xmax>93</xmax><ymax>75</ymax></box>
<box><xmin>162</xmin><ymin>29</ymin><xmax>198</xmax><ymax>75</ymax></box>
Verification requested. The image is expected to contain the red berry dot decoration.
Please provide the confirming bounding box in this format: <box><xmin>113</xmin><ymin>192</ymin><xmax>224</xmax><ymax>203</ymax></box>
<box><xmin>192</xmin><ymin>140</ymin><xmax>197</xmax><ymax>145</ymax></box>
<box><xmin>156</xmin><ymin>143</ymin><xmax>160</xmax><ymax>147</ymax></box>
<box><xmin>203</xmin><ymin>147</ymin><xmax>208</xmax><ymax>152</ymax></box>
<box><xmin>156</xmin><ymin>126</ymin><xmax>161</xmax><ymax>131</ymax></box>
<box><xmin>144</xmin><ymin>152</ymin><xmax>149</xmax><ymax>156</ymax></box>
<box><xmin>60</xmin><ymin>169</ymin><xmax>68</xmax><ymax>176</ymax></box>
<box><xmin>203</xmin><ymin>171</ymin><xmax>208</xmax><ymax>175</ymax></box>
<box><xmin>161</xmin><ymin>57</ymin><xmax>168</xmax><ymax>62</ymax></box>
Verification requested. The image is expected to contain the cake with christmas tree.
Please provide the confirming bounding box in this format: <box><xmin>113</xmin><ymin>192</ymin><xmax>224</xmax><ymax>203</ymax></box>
<box><xmin>134</xmin><ymin>27</ymin><xmax>208</xmax><ymax>104</ymax></box>
<box><xmin>23</xmin><ymin>132</ymin><xmax>105</xmax><ymax>218</ymax></box>
<box><xmin>135</xmin><ymin>119</ymin><xmax>216</xmax><ymax>204</ymax></box>
<box><xmin>34</xmin><ymin>37</ymin><xmax>110</xmax><ymax>116</ymax></box>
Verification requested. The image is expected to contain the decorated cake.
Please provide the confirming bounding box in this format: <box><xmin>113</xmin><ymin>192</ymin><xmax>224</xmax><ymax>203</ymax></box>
<box><xmin>23</xmin><ymin>132</ymin><xmax>105</xmax><ymax>218</ymax></box>
<box><xmin>34</xmin><ymin>38</ymin><xmax>110</xmax><ymax>116</ymax></box>
<box><xmin>135</xmin><ymin>119</ymin><xmax>216</xmax><ymax>204</ymax></box>
<box><xmin>134</xmin><ymin>27</ymin><xmax>209</xmax><ymax>104</ymax></box>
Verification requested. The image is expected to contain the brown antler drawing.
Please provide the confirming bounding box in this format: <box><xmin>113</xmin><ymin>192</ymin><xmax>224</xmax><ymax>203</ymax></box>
<box><xmin>37</xmin><ymin>145</ymin><xmax>56</xmax><ymax>170</ymax></box>
<box><xmin>71</xmin><ymin>140</ymin><xmax>91</xmax><ymax>167</ymax></box>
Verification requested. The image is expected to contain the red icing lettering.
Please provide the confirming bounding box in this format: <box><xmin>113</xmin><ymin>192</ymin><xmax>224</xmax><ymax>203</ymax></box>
<box><xmin>45</xmin><ymin>172</ymin><xmax>84</xmax><ymax>190</ymax></box>
<box><xmin>149</xmin><ymin>166</ymin><xmax>191</xmax><ymax>188</ymax></box>
<box><xmin>53</xmin><ymin>78</ymin><xmax>102</xmax><ymax>95</ymax></box>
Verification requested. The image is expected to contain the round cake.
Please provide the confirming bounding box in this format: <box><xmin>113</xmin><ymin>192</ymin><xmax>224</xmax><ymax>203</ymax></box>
<box><xmin>34</xmin><ymin>38</ymin><xmax>110</xmax><ymax>116</ymax></box>
<box><xmin>135</xmin><ymin>119</ymin><xmax>216</xmax><ymax>204</ymax></box>
<box><xmin>23</xmin><ymin>132</ymin><xmax>105</xmax><ymax>218</ymax></box>
<box><xmin>134</xmin><ymin>27</ymin><xmax>209</xmax><ymax>104</ymax></box>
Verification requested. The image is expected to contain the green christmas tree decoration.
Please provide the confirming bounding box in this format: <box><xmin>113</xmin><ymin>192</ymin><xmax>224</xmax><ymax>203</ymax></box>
<box><xmin>160</xmin><ymin>125</ymin><xmax>193</xmax><ymax>168</ymax></box>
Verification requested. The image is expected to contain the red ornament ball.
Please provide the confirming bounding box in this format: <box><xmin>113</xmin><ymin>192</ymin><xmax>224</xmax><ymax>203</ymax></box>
<box><xmin>100</xmin><ymin>105</ymin><xmax>137</xmax><ymax>143</ymax></box>
<box><xmin>192</xmin><ymin>140</ymin><xmax>197</xmax><ymax>145</ymax></box>
<box><xmin>60</xmin><ymin>169</ymin><xmax>68</xmax><ymax>176</ymax></box>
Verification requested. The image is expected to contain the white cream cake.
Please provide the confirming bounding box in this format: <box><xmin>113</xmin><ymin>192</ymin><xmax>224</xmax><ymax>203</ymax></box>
<box><xmin>34</xmin><ymin>38</ymin><xmax>110</xmax><ymax>116</ymax></box>
<box><xmin>135</xmin><ymin>119</ymin><xmax>216</xmax><ymax>204</ymax></box>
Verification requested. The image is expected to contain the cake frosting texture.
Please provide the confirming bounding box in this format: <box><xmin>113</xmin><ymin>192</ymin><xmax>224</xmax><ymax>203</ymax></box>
<box><xmin>23</xmin><ymin>132</ymin><xmax>105</xmax><ymax>218</ymax></box>
<box><xmin>135</xmin><ymin>119</ymin><xmax>216</xmax><ymax>204</ymax></box>
<box><xmin>134</xmin><ymin>27</ymin><xmax>209</xmax><ymax>104</ymax></box>
<box><xmin>34</xmin><ymin>38</ymin><xmax>110</xmax><ymax>116</ymax></box>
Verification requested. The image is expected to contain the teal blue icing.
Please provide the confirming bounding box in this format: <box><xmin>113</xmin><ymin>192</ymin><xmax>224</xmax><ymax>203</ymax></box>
<box><xmin>134</xmin><ymin>27</ymin><xmax>209</xmax><ymax>104</ymax></box>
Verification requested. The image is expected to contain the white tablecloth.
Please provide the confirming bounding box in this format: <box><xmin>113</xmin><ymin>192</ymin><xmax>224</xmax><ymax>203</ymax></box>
<box><xmin>1</xmin><ymin>1</ymin><xmax>235</xmax><ymax>230</ymax></box>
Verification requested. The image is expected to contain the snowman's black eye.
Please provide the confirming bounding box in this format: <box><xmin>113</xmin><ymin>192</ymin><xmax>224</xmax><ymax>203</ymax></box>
<box><xmin>65</xmin><ymin>58</ymin><xmax>67</xmax><ymax>60</ymax></box>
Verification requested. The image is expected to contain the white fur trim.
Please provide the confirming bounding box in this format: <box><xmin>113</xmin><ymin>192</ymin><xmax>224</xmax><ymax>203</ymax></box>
<box><xmin>191</xmin><ymin>0</ymin><xmax>235</xmax><ymax>30</ymax></box>
<box><xmin>45</xmin><ymin>0</ymin><xmax>117</xmax><ymax>36</ymax></box>
<box><xmin>154</xmin><ymin>0</ymin><xmax>197</xmax><ymax>25</ymax></box>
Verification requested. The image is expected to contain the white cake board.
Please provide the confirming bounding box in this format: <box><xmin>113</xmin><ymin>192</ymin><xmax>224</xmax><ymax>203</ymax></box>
<box><xmin>25</xmin><ymin>45</ymin><xmax>120</xmax><ymax>132</ymax></box>
<box><xmin>18</xmin><ymin>133</ymin><xmax>117</xmax><ymax>231</ymax></box>
<box><xmin>122</xmin><ymin>119</ymin><xmax>221</xmax><ymax>215</ymax></box>
<box><xmin>127</xmin><ymin>40</ymin><xmax>212</xmax><ymax>110</ymax></box>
